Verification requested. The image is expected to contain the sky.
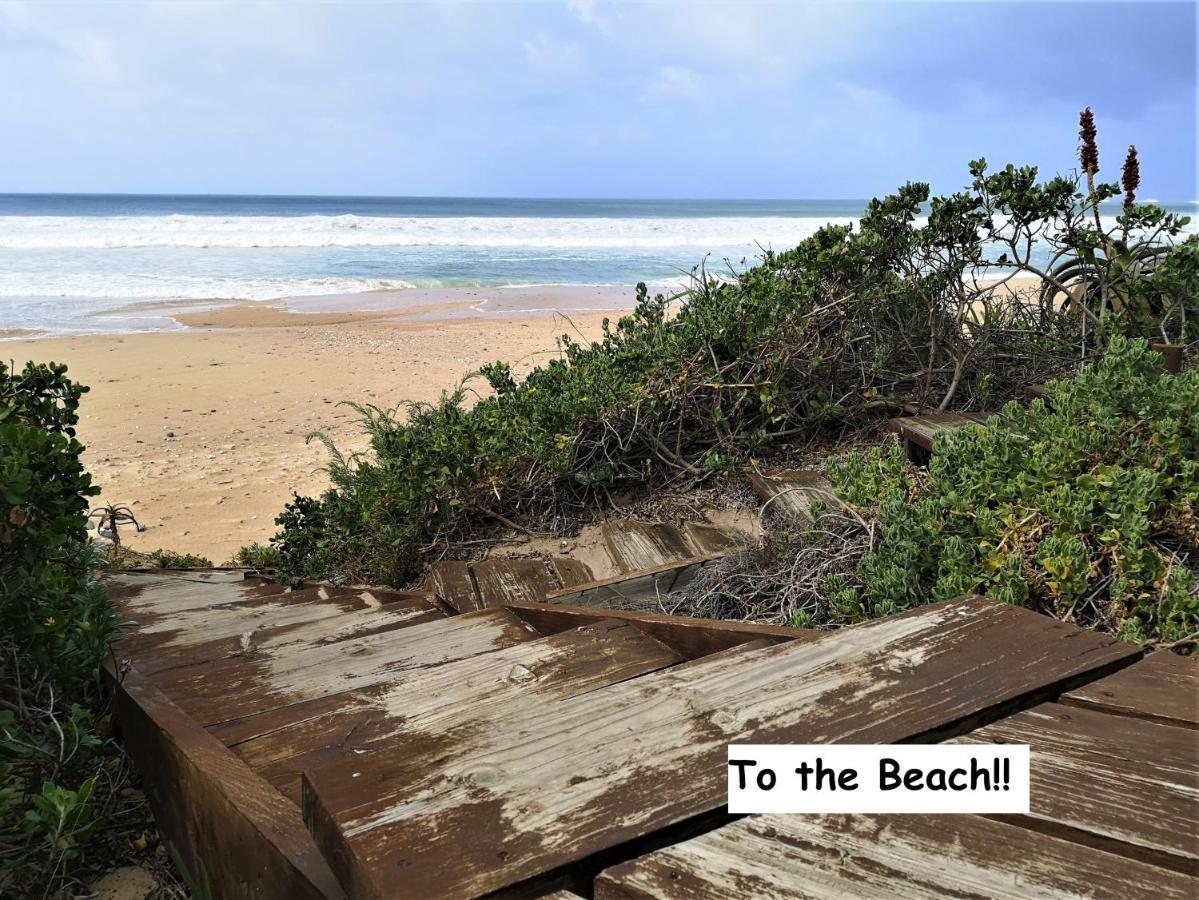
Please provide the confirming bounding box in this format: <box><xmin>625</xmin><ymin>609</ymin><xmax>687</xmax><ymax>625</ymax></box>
<box><xmin>0</xmin><ymin>0</ymin><xmax>1194</xmax><ymax>200</ymax></box>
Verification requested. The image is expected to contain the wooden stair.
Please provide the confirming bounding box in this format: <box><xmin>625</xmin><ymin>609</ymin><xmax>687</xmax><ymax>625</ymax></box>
<box><xmin>104</xmin><ymin>569</ymin><xmax>1195</xmax><ymax>899</ymax></box>
<box><xmin>886</xmin><ymin>410</ymin><xmax>991</xmax><ymax>465</ymax></box>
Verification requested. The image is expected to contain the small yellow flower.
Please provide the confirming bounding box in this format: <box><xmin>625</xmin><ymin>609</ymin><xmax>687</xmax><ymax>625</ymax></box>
<box><xmin>528</xmin><ymin>387</ymin><xmax>538</xmax><ymax>394</ymax></box>
<box><xmin>44</xmin><ymin>616</ymin><xmax>56</xmax><ymax>629</ymax></box>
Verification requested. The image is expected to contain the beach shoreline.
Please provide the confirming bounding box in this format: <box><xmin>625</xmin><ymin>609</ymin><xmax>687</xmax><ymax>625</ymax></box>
<box><xmin>6</xmin><ymin>286</ymin><xmax>633</xmax><ymax>563</ymax></box>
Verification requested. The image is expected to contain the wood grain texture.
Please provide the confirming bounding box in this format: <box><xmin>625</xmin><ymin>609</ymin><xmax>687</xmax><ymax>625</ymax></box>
<box><xmin>149</xmin><ymin>608</ymin><xmax>540</xmax><ymax>728</ymax></box>
<box><xmin>681</xmin><ymin>522</ymin><xmax>743</xmax><ymax>555</ymax></box>
<box><xmin>116</xmin><ymin>588</ymin><xmax>440</xmax><ymax>675</ymax></box>
<box><xmin>302</xmin><ymin>597</ymin><xmax>1138</xmax><ymax>899</ymax></box>
<box><xmin>427</xmin><ymin>560</ymin><xmax>480</xmax><ymax>612</ymax></box>
<box><xmin>505</xmin><ymin>599</ymin><xmax>809</xmax><ymax>659</ymax></box>
<box><xmin>108</xmin><ymin>570</ymin><xmax>288</xmax><ymax>618</ymax></box>
<box><xmin>886</xmin><ymin>412</ymin><xmax>989</xmax><ymax>451</ymax></box>
<box><xmin>549</xmin><ymin>556</ymin><xmax>595</xmax><ymax>589</ymax></box>
<box><xmin>472</xmin><ymin>559</ymin><xmax>557</xmax><ymax>607</ymax></box>
<box><xmin>110</xmin><ymin>665</ymin><xmax>345</xmax><ymax>899</ymax></box>
<box><xmin>544</xmin><ymin>554</ymin><xmax>726</xmax><ymax>614</ymax></box>
<box><xmin>602</xmin><ymin>521</ymin><xmax>697</xmax><ymax>572</ymax></box>
<box><xmin>748</xmin><ymin>469</ymin><xmax>841</xmax><ymax>523</ymax></box>
<box><xmin>232</xmin><ymin>620</ymin><xmax>683</xmax><ymax>800</ymax></box>
<box><xmin>594</xmin><ymin>813</ymin><xmax>1197</xmax><ymax>899</ymax></box>
<box><xmin>959</xmin><ymin>701</ymin><xmax>1198</xmax><ymax>869</ymax></box>
<box><xmin>1060</xmin><ymin>651</ymin><xmax>1198</xmax><ymax>728</ymax></box>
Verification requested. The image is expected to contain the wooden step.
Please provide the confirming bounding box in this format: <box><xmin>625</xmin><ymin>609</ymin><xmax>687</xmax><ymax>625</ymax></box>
<box><xmin>230</xmin><ymin>619</ymin><xmax>683</xmax><ymax>800</ymax></box>
<box><xmin>300</xmin><ymin>597</ymin><xmax>1137</xmax><ymax>899</ymax></box>
<box><xmin>602</xmin><ymin>520</ymin><xmax>698</xmax><ymax>572</ymax></box>
<box><xmin>1059</xmin><ymin>650</ymin><xmax>1198</xmax><ymax>729</ymax></box>
<box><xmin>427</xmin><ymin>557</ymin><xmax>596</xmax><ymax>612</ymax></box>
<box><xmin>121</xmin><ymin>591</ymin><xmax>443</xmax><ymax>676</ymax></box>
<box><xmin>107</xmin><ymin>570</ymin><xmax>288</xmax><ymax>618</ymax></box>
<box><xmin>886</xmin><ymin>411</ymin><xmax>990</xmax><ymax>465</ymax></box>
<box><xmin>595</xmin><ymin>812</ymin><xmax>1195</xmax><ymax>899</ymax></box>
<box><xmin>748</xmin><ymin>469</ymin><xmax>841</xmax><ymax>522</ymax></box>
<box><xmin>954</xmin><ymin>701</ymin><xmax>1197</xmax><ymax>870</ymax></box>
<box><xmin>147</xmin><ymin>608</ymin><xmax>541</xmax><ymax>729</ymax></box>
<box><xmin>545</xmin><ymin>553</ymin><xmax>726</xmax><ymax>612</ymax></box>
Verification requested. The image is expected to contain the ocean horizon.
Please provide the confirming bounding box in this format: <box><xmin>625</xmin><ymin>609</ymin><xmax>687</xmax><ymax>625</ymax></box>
<box><xmin>2</xmin><ymin>193</ymin><xmax>1195</xmax><ymax>336</ymax></box>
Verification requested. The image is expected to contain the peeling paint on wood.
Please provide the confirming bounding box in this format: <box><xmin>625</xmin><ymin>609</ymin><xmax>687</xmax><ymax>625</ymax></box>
<box><xmin>149</xmin><ymin>608</ymin><xmax>540</xmax><ymax>728</ymax></box>
<box><xmin>301</xmin><ymin>597</ymin><xmax>1137</xmax><ymax>899</ymax></box>
<box><xmin>602</xmin><ymin>521</ymin><xmax>698</xmax><ymax>572</ymax></box>
<box><xmin>958</xmin><ymin>702</ymin><xmax>1198</xmax><ymax>869</ymax></box>
<box><xmin>748</xmin><ymin>470</ymin><xmax>842</xmax><ymax>523</ymax></box>
<box><xmin>472</xmin><ymin>559</ymin><xmax>556</xmax><ymax>607</ymax></box>
<box><xmin>595</xmin><ymin>813</ymin><xmax>1197</xmax><ymax>899</ymax></box>
<box><xmin>231</xmin><ymin>620</ymin><xmax>683</xmax><ymax>800</ymax></box>
<box><xmin>1060</xmin><ymin>651</ymin><xmax>1198</xmax><ymax>728</ymax></box>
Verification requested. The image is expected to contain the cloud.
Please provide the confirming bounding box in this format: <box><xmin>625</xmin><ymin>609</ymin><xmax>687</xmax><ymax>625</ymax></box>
<box><xmin>523</xmin><ymin>30</ymin><xmax>583</xmax><ymax>74</ymax></box>
<box><xmin>642</xmin><ymin>65</ymin><xmax>702</xmax><ymax>102</ymax></box>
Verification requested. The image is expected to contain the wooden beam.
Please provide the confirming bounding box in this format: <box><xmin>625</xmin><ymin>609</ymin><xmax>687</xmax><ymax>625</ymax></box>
<box><xmin>109</xmin><ymin>665</ymin><xmax>344</xmax><ymax>899</ymax></box>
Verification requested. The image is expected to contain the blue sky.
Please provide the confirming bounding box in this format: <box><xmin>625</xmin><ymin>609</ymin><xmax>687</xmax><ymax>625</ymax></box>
<box><xmin>0</xmin><ymin>1</ymin><xmax>1194</xmax><ymax>199</ymax></box>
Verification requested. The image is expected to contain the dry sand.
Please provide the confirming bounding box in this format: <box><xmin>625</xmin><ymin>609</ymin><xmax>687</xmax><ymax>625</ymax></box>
<box><xmin>5</xmin><ymin>290</ymin><xmax>630</xmax><ymax>564</ymax></box>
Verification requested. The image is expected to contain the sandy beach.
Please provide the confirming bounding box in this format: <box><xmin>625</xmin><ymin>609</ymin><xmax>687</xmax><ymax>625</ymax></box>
<box><xmin>5</xmin><ymin>287</ymin><xmax>632</xmax><ymax>564</ymax></box>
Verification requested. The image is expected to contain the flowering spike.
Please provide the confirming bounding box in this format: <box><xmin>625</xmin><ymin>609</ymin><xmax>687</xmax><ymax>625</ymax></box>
<box><xmin>1078</xmin><ymin>107</ymin><xmax>1099</xmax><ymax>176</ymax></box>
<box><xmin>1121</xmin><ymin>145</ymin><xmax>1140</xmax><ymax>209</ymax></box>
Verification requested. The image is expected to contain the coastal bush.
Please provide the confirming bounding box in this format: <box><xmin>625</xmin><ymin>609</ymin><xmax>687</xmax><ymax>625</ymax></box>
<box><xmin>273</xmin><ymin>128</ymin><xmax>1195</xmax><ymax>586</ymax></box>
<box><xmin>232</xmin><ymin>541</ymin><xmax>280</xmax><ymax>569</ymax></box>
<box><xmin>0</xmin><ymin>361</ymin><xmax>123</xmax><ymax>895</ymax></box>
<box><xmin>823</xmin><ymin>338</ymin><xmax>1197</xmax><ymax>644</ymax></box>
<box><xmin>146</xmin><ymin>548</ymin><xmax>213</xmax><ymax>569</ymax></box>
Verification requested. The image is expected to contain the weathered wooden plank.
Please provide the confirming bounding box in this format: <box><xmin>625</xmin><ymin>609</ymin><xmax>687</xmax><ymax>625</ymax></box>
<box><xmin>545</xmin><ymin>554</ymin><xmax>726</xmax><ymax>613</ymax></box>
<box><xmin>232</xmin><ymin>620</ymin><xmax>683</xmax><ymax>800</ymax></box>
<box><xmin>302</xmin><ymin>597</ymin><xmax>1138</xmax><ymax>898</ymax></box>
<box><xmin>123</xmin><ymin>594</ymin><xmax>444</xmax><ymax>676</ymax></box>
<box><xmin>594</xmin><ymin>813</ymin><xmax>1197</xmax><ymax>899</ymax></box>
<box><xmin>549</xmin><ymin>556</ymin><xmax>595</xmax><ymax>589</ymax></box>
<box><xmin>748</xmin><ymin>469</ymin><xmax>841</xmax><ymax>523</ymax></box>
<box><xmin>150</xmin><ymin>608</ymin><xmax>540</xmax><ymax>728</ymax></box>
<box><xmin>958</xmin><ymin>701</ymin><xmax>1198</xmax><ymax>869</ymax></box>
<box><xmin>602</xmin><ymin>521</ymin><xmax>697</xmax><ymax>572</ymax></box>
<box><xmin>427</xmin><ymin>560</ymin><xmax>481</xmax><ymax>613</ymax></box>
<box><xmin>108</xmin><ymin>571</ymin><xmax>289</xmax><ymax>617</ymax></box>
<box><xmin>109</xmin><ymin>665</ymin><xmax>344</xmax><ymax>899</ymax></box>
<box><xmin>680</xmin><ymin>521</ymin><xmax>742</xmax><ymax>555</ymax></box>
<box><xmin>1060</xmin><ymin>651</ymin><xmax>1198</xmax><ymax>728</ymax></box>
<box><xmin>887</xmin><ymin>411</ymin><xmax>990</xmax><ymax>464</ymax></box>
<box><xmin>472</xmin><ymin>558</ymin><xmax>556</xmax><ymax>607</ymax></box>
<box><xmin>506</xmin><ymin>600</ymin><xmax>806</xmax><ymax>659</ymax></box>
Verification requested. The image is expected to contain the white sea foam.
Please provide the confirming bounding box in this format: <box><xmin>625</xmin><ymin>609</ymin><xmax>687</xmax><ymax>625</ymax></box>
<box><xmin>0</xmin><ymin>273</ymin><xmax>413</xmax><ymax>301</ymax></box>
<box><xmin>0</xmin><ymin>214</ymin><xmax>850</xmax><ymax>250</ymax></box>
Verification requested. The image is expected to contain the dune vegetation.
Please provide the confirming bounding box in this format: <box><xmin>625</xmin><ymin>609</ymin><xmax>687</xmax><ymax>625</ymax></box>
<box><xmin>271</xmin><ymin>116</ymin><xmax>1197</xmax><ymax>646</ymax></box>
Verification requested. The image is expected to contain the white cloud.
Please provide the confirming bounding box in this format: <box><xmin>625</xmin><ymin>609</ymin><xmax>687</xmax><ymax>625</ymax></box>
<box><xmin>523</xmin><ymin>30</ymin><xmax>583</xmax><ymax>74</ymax></box>
<box><xmin>642</xmin><ymin>65</ymin><xmax>702</xmax><ymax>102</ymax></box>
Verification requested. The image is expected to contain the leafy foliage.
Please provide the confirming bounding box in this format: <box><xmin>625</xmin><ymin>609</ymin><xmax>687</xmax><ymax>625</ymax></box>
<box><xmin>0</xmin><ymin>361</ymin><xmax>116</xmax><ymax>686</ymax></box>
<box><xmin>146</xmin><ymin>548</ymin><xmax>213</xmax><ymax>569</ymax></box>
<box><xmin>0</xmin><ymin>361</ymin><xmax>123</xmax><ymax>895</ymax></box>
<box><xmin>274</xmin><ymin>145</ymin><xmax>1193</xmax><ymax>587</ymax></box>
<box><xmin>826</xmin><ymin>338</ymin><xmax>1197</xmax><ymax>644</ymax></box>
<box><xmin>231</xmin><ymin>541</ymin><xmax>280</xmax><ymax>569</ymax></box>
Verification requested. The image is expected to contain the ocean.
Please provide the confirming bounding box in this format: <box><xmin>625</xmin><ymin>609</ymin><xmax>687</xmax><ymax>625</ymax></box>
<box><xmin>0</xmin><ymin>194</ymin><xmax>1193</xmax><ymax>336</ymax></box>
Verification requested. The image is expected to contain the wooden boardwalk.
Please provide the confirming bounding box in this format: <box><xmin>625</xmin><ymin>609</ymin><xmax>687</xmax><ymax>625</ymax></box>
<box><xmin>105</xmin><ymin>569</ymin><xmax>1196</xmax><ymax>899</ymax></box>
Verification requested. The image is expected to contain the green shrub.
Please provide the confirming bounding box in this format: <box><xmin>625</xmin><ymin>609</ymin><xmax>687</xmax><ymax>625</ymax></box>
<box><xmin>147</xmin><ymin>548</ymin><xmax>213</xmax><ymax>569</ymax></box>
<box><xmin>0</xmin><ymin>361</ymin><xmax>117</xmax><ymax>686</ymax></box>
<box><xmin>1</xmin><ymin>361</ymin><xmax>121</xmax><ymax>894</ymax></box>
<box><xmin>827</xmin><ymin>338</ymin><xmax>1198</xmax><ymax>644</ymax></box>
<box><xmin>272</xmin><ymin>133</ymin><xmax>1194</xmax><ymax>588</ymax></box>
<box><xmin>232</xmin><ymin>541</ymin><xmax>281</xmax><ymax>569</ymax></box>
